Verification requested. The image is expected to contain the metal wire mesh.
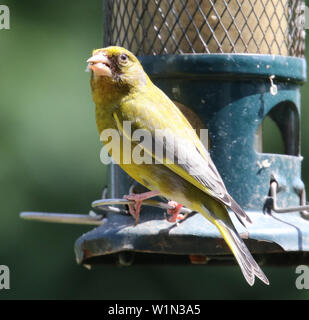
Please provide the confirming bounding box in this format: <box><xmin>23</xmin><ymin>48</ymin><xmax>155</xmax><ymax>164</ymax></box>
<box><xmin>104</xmin><ymin>0</ymin><xmax>305</xmax><ymax>57</ymax></box>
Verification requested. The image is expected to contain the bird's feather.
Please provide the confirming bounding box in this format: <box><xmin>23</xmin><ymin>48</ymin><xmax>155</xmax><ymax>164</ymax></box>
<box><xmin>113</xmin><ymin>85</ymin><xmax>251</xmax><ymax>225</ymax></box>
<box><xmin>211</xmin><ymin>211</ymin><xmax>269</xmax><ymax>286</ymax></box>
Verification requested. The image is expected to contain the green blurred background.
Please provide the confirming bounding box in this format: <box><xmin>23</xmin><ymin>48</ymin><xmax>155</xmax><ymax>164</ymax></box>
<box><xmin>1</xmin><ymin>0</ymin><xmax>309</xmax><ymax>299</ymax></box>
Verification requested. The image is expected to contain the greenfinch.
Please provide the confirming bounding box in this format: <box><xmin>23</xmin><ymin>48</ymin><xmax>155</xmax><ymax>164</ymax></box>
<box><xmin>88</xmin><ymin>46</ymin><xmax>269</xmax><ymax>286</ymax></box>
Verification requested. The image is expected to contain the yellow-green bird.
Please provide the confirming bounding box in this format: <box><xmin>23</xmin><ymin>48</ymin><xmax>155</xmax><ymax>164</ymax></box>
<box><xmin>87</xmin><ymin>46</ymin><xmax>269</xmax><ymax>286</ymax></box>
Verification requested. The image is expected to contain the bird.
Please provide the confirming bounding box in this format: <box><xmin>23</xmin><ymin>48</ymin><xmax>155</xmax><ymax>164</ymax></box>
<box><xmin>87</xmin><ymin>46</ymin><xmax>269</xmax><ymax>286</ymax></box>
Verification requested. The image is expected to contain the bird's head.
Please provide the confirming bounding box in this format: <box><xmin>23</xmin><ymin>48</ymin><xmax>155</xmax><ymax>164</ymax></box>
<box><xmin>87</xmin><ymin>46</ymin><xmax>148</xmax><ymax>89</ymax></box>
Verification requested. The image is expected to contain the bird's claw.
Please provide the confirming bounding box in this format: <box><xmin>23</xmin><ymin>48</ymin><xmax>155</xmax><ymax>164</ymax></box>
<box><xmin>123</xmin><ymin>190</ymin><xmax>160</xmax><ymax>225</ymax></box>
<box><xmin>166</xmin><ymin>201</ymin><xmax>184</xmax><ymax>223</ymax></box>
<box><xmin>123</xmin><ymin>194</ymin><xmax>143</xmax><ymax>225</ymax></box>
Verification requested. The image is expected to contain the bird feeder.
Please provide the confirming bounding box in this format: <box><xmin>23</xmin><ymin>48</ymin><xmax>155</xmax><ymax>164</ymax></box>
<box><xmin>21</xmin><ymin>0</ymin><xmax>309</xmax><ymax>267</ymax></box>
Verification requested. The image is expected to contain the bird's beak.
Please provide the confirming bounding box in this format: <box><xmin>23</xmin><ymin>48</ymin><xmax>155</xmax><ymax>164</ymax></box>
<box><xmin>87</xmin><ymin>54</ymin><xmax>113</xmax><ymax>77</ymax></box>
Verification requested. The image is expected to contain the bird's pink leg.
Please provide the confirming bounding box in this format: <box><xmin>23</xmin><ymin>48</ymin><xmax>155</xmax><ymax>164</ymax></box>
<box><xmin>124</xmin><ymin>190</ymin><xmax>160</xmax><ymax>225</ymax></box>
<box><xmin>166</xmin><ymin>200</ymin><xmax>185</xmax><ymax>223</ymax></box>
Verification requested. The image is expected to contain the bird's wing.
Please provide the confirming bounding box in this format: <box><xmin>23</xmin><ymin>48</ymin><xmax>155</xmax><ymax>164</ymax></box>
<box><xmin>113</xmin><ymin>86</ymin><xmax>251</xmax><ymax>224</ymax></box>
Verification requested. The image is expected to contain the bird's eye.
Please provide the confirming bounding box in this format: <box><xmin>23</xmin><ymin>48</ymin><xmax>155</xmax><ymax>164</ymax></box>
<box><xmin>119</xmin><ymin>53</ymin><xmax>129</xmax><ymax>64</ymax></box>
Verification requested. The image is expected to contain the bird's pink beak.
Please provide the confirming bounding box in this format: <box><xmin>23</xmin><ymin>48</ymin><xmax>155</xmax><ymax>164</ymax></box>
<box><xmin>87</xmin><ymin>54</ymin><xmax>113</xmax><ymax>77</ymax></box>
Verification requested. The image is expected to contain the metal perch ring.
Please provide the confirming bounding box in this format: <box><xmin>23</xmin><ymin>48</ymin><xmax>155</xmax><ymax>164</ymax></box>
<box><xmin>20</xmin><ymin>199</ymin><xmax>193</xmax><ymax>226</ymax></box>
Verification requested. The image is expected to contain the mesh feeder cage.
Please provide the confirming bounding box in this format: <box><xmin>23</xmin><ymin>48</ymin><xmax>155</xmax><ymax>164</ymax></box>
<box><xmin>20</xmin><ymin>1</ymin><xmax>309</xmax><ymax>267</ymax></box>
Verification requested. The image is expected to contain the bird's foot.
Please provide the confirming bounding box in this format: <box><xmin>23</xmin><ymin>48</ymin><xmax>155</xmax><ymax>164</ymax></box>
<box><xmin>123</xmin><ymin>190</ymin><xmax>160</xmax><ymax>225</ymax></box>
<box><xmin>166</xmin><ymin>201</ymin><xmax>184</xmax><ymax>223</ymax></box>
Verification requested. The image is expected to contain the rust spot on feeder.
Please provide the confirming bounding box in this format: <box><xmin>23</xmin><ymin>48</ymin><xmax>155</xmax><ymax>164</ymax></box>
<box><xmin>82</xmin><ymin>248</ymin><xmax>93</xmax><ymax>260</ymax></box>
<box><xmin>189</xmin><ymin>255</ymin><xmax>209</xmax><ymax>265</ymax></box>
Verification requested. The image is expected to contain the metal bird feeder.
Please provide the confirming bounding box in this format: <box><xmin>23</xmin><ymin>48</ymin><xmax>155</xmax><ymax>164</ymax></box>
<box><xmin>21</xmin><ymin>1</ymin><xmax>309</xmax><ymax>267</ymax></box>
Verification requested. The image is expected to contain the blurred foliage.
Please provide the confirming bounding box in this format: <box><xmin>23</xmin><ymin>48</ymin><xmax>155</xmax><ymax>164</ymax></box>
<box><xmin>0</xmin><ymin>0</ymin><xmax>309</xmax><ymax>299</ymax></box>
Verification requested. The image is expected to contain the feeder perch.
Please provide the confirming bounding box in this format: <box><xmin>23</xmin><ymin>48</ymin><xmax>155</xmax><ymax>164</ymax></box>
<box><xmin>21</xmin><ymin>0</ymin><xmax>309</xmax><ymax>267</ymax></box>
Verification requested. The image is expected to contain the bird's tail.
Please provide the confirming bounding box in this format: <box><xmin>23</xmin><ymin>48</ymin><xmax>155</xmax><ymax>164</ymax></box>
<box><xmin>201</xmin><ymin>204</ymin><xmax>269</xmax><ymax>286</ymax></box>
